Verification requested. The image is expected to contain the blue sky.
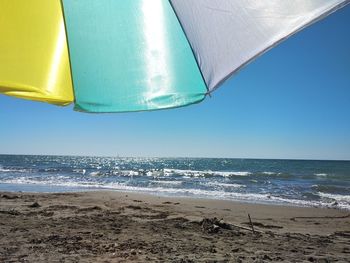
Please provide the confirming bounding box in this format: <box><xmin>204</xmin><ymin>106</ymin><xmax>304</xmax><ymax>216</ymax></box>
<box><xmin>1</xmin><ymin>6</ymin><xmax>349</xmax><ymax>160</ymax></box>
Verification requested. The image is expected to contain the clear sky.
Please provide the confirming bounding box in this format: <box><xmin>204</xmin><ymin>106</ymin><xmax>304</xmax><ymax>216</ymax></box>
<box><xmin>1</xmin><ymin>6</ymin><xmax>349</xmax><ymax>160</ymax></box>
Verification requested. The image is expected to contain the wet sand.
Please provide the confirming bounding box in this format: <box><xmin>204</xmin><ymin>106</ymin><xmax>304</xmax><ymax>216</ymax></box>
<box><xmin>0</xmin><ymin>191</ymin><xmax>349</xmax><ymax>262</ymax></box>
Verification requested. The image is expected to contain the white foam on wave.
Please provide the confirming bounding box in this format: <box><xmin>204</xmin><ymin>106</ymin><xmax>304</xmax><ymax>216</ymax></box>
<box><xmin>84</xmin><ymin>168</ymin><xmax>253</xmax><ymax>178</ymax></box>
<box><xmin>89</xmin><ymin>171</ymin><xmax>103</xmax><ymax>177</ymax></box>
<box><xmin>1</xmin><ymin>177</ymin><xmax>108</xmax><ymax>189</ymax></box>
<box><xmin>151</xmin><ymin>180</ymin><xmax>182</xmax><ymax>185</ymax></box>
<box><xmin>0</xmin><ymin>167</ymin><xmax>28</xmax><ymax>173</ymax></box>
<box><xmin>318</xmin><ymin>192</ymin><xmax>350</xmax><ymax>210</ymax></box>
<box><xmin>262</xmin><ymin>172</ymin><xmax>276</xmax><ymax>175</ymax></box>
<box><xmin>164</xmin><ymin>169</ymin><xmax>251</xmax><ymax>177</ymax></box>
<box><xmin>116</xmin><ymin>170</ymin><xmax>140</xmax><ymax>176</ymax></box>
<box><xmin>73</xmin><ymin>169</ymin><xmax>86</xmax><ymax>175</ymax></box>
<box><xmin>2</xmin><ymin>176</ymin><xmax>349</xmax><ymax>210</ymax></box>
<box><xmin>146</xmin><ymin>170</ymin><xmax>163</xmax><ymax>177</ymax></box>
<box><xmin>202</xmin><ymin>182</ymin><xmax>246</xmax><ymax>188</ymax></box>
<box><xmin>228</xmin><ymin>171</ymin><xmax>251</xmax><ymax>176</ymax></box>
<box><xmin>318</xmin><ymin>192</ymin><xmax>350</xmax><ymax>202</ymax></box>
<box><xmin>315</xmin><ymin>173</ymin><xmax>328</xmax><ymax>177</ymax></box>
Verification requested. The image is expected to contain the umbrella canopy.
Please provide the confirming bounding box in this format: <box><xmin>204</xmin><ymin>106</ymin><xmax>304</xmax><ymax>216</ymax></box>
<box><xmin>0</xmin><ymin>0</ymin><xmax>349</xmax><ymax>113</ymax></box>
<box><xmin>0</xmin><ymin>0</ymin><xmax>73</xmax><ymax>105</ymax></box>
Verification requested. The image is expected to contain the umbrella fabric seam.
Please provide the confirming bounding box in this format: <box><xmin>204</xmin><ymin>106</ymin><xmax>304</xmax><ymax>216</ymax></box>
<box><xmin>168</xmin><ymin>0</ymin><xmax>209</xmax><ymax>95</ymax></box>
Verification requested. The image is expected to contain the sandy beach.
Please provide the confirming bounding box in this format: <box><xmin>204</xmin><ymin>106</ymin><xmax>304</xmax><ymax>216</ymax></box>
<box><xmin>0</xmin><ymin>191</ymin><xmax>349</xmax><ymax>262</ymax></box>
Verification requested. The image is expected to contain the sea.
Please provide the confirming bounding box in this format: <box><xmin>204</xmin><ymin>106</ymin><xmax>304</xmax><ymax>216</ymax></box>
<box><xmin>0</xmin><ymin>155</ymin><xmax>349</xmax><ymax>210</ymax></box>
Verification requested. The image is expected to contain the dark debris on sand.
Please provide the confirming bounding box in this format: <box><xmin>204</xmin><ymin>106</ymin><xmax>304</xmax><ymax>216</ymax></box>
<box><xmin>0</xmin><ymin>193</ymin><xmax>349</xmax><ymax>263</ymax></box>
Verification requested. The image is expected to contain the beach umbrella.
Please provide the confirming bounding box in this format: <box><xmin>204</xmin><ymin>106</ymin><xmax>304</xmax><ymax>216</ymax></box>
<box><xmin>0</xmin><ymin>0</ymin><xmax>349</xmax><ymax>113</ymax></box>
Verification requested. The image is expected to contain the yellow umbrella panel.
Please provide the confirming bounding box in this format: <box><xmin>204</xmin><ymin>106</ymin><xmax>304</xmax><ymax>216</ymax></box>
<box><xmin>0</xmin><ymin>0</ymin><xmax>73</xmax><ymax>105</ymax></box>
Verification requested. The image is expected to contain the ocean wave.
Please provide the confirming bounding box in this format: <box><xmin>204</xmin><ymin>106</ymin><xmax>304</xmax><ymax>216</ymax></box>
<box><xmin>164</xmin><ymin>169</ymin><xmax>251</xmax><ymax>177</ymax></box>
<box><xmin>80</xmin><ymin>168</ymin><xmax>284</xmax><ymax>178</ymax></box>
<box><xmin>312</xmin><ymin>185</ymin><xmax>350</xmax><ymax>195</ymax></box>
<box><xmin>73</xmin><ymin>169</ymin><xmax>86</xmax><ymax>175</ymax></box>
<box><xmin>318</xmin><ymin>192</ymin><xmax>350</xmax><ymax>202</ymax></box>
<box><xmin>262</xmin><ymin>172</ymin><xmax>276</xmax><ymax>175</ymax></box>
<box><xmin>202</xmin><ymin>182</ymin><xmax>246</xmax><ymax>188</ymax></box>
<box><xmin>0</xmin><ymin>167</ymin><xmax>29</xmax><ymax>173</ymax></box>
<box><xmin>318</xmin><ymin>192</ymin><xmax>350</xmax><ymax>210</ymax></box>
<box><xmin>115</xmin><ymin>170</ymin><xmax>140</xmax><ymax>176</ymax></box>
<box><xmin>38</xmin><ymin>168</ymin><xmax>61</xmax><ymax>172</ymax></box>
<box><xmin>89</xmin><ymin>171</ymin><xmax>104</xmax><ymax>177</ymax></box>
<box><xmin>314</xmin><ymin>173</ymin><xmax>328</xmax><ymax>177</ymax></box>
<box><xmin>151</xmin><ymin>180</ymin><xmax>183</xmax><ymax>186</ymax></box>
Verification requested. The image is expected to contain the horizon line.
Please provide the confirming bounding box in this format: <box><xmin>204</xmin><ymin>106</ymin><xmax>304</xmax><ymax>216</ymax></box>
<box><xmin>0</xmin><ymin>153</ymin><xmax>349</xmax><ymax>162</ymax></box>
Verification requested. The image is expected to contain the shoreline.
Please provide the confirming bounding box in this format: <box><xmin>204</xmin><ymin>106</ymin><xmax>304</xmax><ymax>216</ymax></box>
<box><xmin>1</xmin><ymin>190</ymin><xmax>349</xmax><ymax>262</ymax></box>
<box><xmin>1</xmin><ymin>184</ymin><xmax>349</xmax><ymax>211</ymax></box>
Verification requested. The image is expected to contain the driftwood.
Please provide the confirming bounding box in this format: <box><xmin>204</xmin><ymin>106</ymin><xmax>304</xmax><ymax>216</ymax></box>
<box><xmin>199</xmin><ymin>217</ymin><xmax>263</xmax><ymax>234</ymax></box>
<box><xmin>248</xmin><ymin>213</ymin><xmax>256</xmax><ymax>234</ymax></box>
<box><xmin>230</xmin><ymin>222</ymin><xmax>263</xmax><ymax>234</ymax></box>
